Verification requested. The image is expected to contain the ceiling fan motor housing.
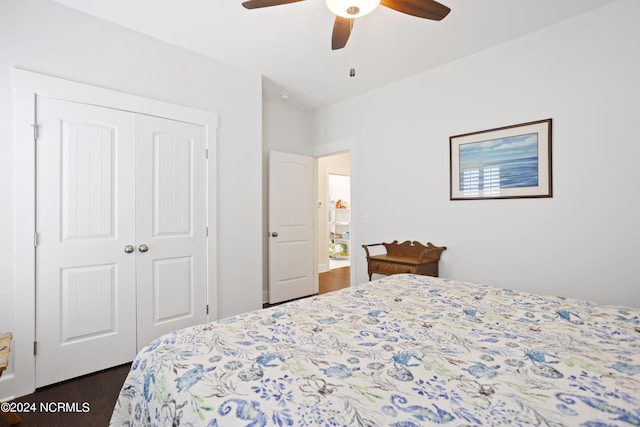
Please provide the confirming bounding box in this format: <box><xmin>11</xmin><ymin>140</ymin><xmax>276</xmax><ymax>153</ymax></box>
<box><xmin>326</xmin><ymin>0</ymin><xmax>381</xmax><ymax>18</ymax></box>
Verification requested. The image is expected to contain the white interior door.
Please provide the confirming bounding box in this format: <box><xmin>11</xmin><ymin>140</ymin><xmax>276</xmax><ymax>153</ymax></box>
<box><xmin>268</xmin><ymin>151</ymin><xmax>315</xmax><ymax>304</ymax></box>
<box><xmin>35</xmin><ymin>97</ymin><xmax>137</xmax><ymax>387</ymax></box>
<box><xmin>135</xmin><ymin>114</ymin><xmax>207</xmax><ymax>349</ymax></box>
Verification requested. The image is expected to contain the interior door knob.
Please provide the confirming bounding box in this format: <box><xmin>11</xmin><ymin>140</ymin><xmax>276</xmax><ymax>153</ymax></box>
<box><xmin>124</xmin><ymin>245</ymin><xmax>134</xmax><ymax>253</ymax></box>
<box><xmin>271</xmin><ymin>232</ymin><xmax>278</xmax><ymax>237</ymax></box>
<box><xmin>138</xmin><ymin>244</ymin><xmax>149</xmax><ymax>253</ymax></box>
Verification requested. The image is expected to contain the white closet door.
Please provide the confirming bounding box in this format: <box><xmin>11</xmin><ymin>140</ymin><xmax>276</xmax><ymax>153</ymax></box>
<box><xmin>135</xmin><ymin>114</ymin><xmax>207</xmax><ymax>350</ymax></box>
<box><xmin>35</xmin><ymin>97</ymin><xmax>137</xmax><ymax>387</ymax></box>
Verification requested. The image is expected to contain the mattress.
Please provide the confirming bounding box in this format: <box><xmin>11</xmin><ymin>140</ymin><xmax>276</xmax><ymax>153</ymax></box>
<box><xmin>110</xmin><ymin>274</ymin><xmax>640</xmax><ymax>426</ymax></box>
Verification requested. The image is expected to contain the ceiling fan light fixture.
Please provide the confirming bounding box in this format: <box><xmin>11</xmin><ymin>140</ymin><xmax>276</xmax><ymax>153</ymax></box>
<box><xmin>326</xmin><ymin>0</ymin><xmax>380</xmax><ymax>18</ymax></box>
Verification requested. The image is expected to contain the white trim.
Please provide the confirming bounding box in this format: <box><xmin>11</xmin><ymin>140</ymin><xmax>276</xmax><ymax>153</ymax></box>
<box><xmin>12</xmin><ymin>68</ymin><xmax>218</xmax><ymax>397</ymax></box>
<box><xmin>13</xmin><ymin>83</ymin><xmax>36</xmax><ymax>399</ymax></box>
<box><xmin>12</xmin><ymin>69</ymin><xmax>217</xmax><ymax>126</ymax></box>
<box><xmin>313</xmin><ymin>159</ymin><xmax>319</xmax><ymax>294</ymax></box>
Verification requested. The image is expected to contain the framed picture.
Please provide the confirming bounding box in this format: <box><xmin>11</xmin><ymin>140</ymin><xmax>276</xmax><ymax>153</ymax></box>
<box><xmin>450</xmin><ymin>118</ymin><xmax>552</xmax><ymax>200</ymax></box>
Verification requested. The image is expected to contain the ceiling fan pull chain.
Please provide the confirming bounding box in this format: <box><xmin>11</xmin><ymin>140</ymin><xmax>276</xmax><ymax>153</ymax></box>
<box><xmin>349</xmin><ymin>32</ymin><xmax>356</xmax><ymax>77</ymax></box>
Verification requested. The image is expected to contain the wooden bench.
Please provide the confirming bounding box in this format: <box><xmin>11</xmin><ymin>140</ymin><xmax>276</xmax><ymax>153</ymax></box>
<box><xmin>362</xmin><ymin>240</ymin><xmax>446</xmax><ymax>280</ymax></box>
<box><xmin>0</xmin><ymin>332</ymin><xmax>21</xmax><ymax>425</ymax></box>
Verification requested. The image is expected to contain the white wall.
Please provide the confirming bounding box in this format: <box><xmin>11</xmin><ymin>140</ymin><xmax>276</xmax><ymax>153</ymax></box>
<box><xmin>313</xmin><ymin>0</ymin><xmax>640</xmax><ymax>307</ymax></box>
<box><xmin>0</xmin><ymin>0</ymin><xmax>263</xmax><ymax>396</ymax></box>
<box><xmin>262</xmin><ymin>99</ymin><xmax>314</xmax><ymax>301</ymax></box>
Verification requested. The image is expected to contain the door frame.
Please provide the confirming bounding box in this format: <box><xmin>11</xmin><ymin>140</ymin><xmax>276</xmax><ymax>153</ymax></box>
<box><xmin>12</xmin><ymin>68</ymin><xmax>218</xmax><ymax>398</ymax></box>
<box><xmin>312</xmin><ymin>139</ymin><xmax>357</xmax><ymax>288</ymax></box>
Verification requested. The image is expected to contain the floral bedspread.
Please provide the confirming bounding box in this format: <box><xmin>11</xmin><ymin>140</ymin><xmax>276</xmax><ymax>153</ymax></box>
<box><xmin>110</xmin><ymin>274</ymin><xmax>640</xmax><ymax>426</ymax></box>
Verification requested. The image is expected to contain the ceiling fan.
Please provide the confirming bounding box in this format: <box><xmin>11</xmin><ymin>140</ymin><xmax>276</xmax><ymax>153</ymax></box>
<box><xmin>241</xmin><ymin>0</ymin><xmax>451</xmax><ymax>50</ymax></box>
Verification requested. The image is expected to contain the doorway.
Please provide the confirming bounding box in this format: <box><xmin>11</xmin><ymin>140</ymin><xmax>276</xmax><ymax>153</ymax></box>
<box><xmin>328</xmin><ymin>173</ymin><xmax>351</xmax><ymax>270</ymax></box>
<box><xmin>317</xmin><ymin>152</ymin><xmax>351</xmax><ymax>294</ymax></box>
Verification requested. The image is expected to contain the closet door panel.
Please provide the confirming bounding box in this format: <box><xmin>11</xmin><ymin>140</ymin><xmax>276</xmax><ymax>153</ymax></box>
<box><xmin>135</xmin><ymin>114</ymin><xmax>207</xmax><ymax>349</ymax></box>
<box><xmin>35</xmin><ymin>97</ymin><xmax>137</xmax><ymax>387</ymax></box>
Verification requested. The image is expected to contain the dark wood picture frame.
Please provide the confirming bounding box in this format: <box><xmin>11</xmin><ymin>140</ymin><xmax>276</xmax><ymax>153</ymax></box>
<box><xmin>450</xmin><ymin>118</ymin><xmax>552</xmax><ymax>200</ymax></box>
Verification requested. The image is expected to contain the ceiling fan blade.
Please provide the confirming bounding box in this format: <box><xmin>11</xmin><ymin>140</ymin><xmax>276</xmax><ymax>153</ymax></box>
<box><xmin>332</xmin><ymin>16</ymin><xmax>354</xmax><ymax>50</ymax></box>
<box><xmin>380</xmin><ymin>0</ymin><xmax>450</xmax><ymax>20</ymax></box>
<box><xmin>242</xmin><ymin>0</ymin><xmax>304</xmax><ymax>9</ymax></box>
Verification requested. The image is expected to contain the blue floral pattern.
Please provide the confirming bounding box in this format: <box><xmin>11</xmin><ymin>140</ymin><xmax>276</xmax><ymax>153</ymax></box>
<box><xmin>110</xmin><ymin>274</ymin><xmax>640</xmax><ymax>426</ymax></box>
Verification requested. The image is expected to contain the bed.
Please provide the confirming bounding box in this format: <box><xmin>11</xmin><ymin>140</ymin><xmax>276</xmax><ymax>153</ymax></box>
<box><xmin>110</xmin><ymin>274</ymin><xmax>640</xmax><ymax>426</ymax></box>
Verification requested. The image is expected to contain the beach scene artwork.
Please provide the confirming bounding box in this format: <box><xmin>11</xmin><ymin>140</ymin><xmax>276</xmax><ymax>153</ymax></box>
<box><xmin>459</xmin><ymin>132</ymin><xmax>539</xmax><ymax>192</ymax></box>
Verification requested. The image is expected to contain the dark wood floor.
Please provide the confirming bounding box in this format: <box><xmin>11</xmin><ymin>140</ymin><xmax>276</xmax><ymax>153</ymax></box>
<box><xmin>3</xmin><ymin>267</ymin><xmax>350</xmax><ymax>426</ymax></box>
<box><xmin>2</xmin><ymin>363</ymin><xmax>131</xmax><ymax>427</ymax></box>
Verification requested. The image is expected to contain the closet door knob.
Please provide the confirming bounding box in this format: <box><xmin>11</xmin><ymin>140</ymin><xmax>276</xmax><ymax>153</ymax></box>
<box><xmin>271</xmin><ymin>232</ymin><xmax>278</xmax><ymax>237</ymax></box>
<box><xmin>124</xmin><ymin>245</ymin><xmax>135</xmax><ymax>253</ymax></box>
<box><xmin>138</xmin><ymin>244</ymin><xmax>149</xmax><ymax>253</ymax></box>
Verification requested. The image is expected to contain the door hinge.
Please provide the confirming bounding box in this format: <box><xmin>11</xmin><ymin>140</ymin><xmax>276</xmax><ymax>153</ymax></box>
<box><xmin>205</xmin><ymin>149</ymin><xmax>209</xmax><ymax>159</ymax></box>
<box><xmin>31</xmin><ymin>123</ymin><xmax>39</xmax><ymax>140</ymax></box>
<box><xmin>206</xmin><ymin>304</ymin><xmax>209</xmax><ymax>315</ymax></box>
<box><xmin>33</xmin><ymin>341</ymin><xmax>37</xmax><ymax>356</ymax></box>
<box><xmin>34</xmin><ymin>232</ymin><xmax>39</xmax><ymax>248</ymax></box>
<box><xmin>206</xmin><ymin>227</ymin><xmax>209</xmax><ymax>237</ymax></box>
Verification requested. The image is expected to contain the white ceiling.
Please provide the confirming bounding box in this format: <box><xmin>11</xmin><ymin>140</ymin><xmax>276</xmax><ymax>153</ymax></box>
<box><xmin>52</xmin><ymin>0</ymin><xmax>617</xmax><ymax>111</ymax></box>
